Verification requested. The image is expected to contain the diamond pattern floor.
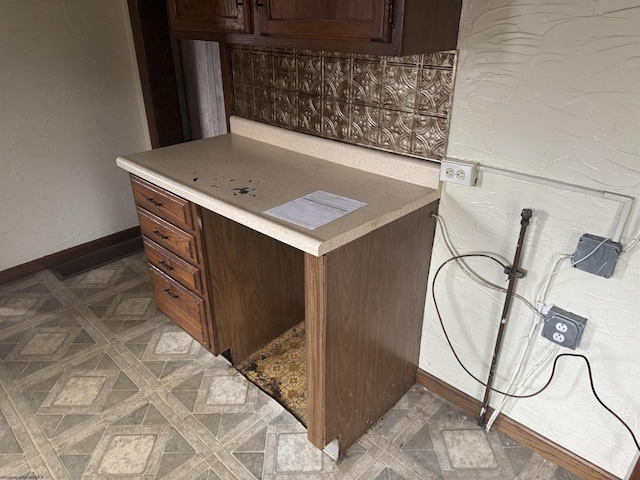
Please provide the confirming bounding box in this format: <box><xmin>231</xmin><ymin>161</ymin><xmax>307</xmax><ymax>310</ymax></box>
<box><xmin>0</xmin><ymin>252</ymin><xmax>581</xmax><ymax>479</ymax></box>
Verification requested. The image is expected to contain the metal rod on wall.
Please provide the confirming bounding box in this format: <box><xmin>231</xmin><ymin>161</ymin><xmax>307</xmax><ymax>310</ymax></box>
<box><xmin>478</xmin><ymin>208</ymin><xmax>532</xmax><ymax>427</ymax></box>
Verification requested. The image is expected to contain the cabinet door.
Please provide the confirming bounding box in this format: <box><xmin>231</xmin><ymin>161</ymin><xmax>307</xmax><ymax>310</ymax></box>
<box><xmin>257</xmin><ymin>0</ymin><xmax>393</xmax><ymax>43</ymax></box>
<box><xmin>168</xmin><ymin>0</ymin><xmax>252</xmax><ymax>33</ymax></box>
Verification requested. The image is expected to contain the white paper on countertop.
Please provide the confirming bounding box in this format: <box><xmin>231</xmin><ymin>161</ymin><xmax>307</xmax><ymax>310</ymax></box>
<box><xmin>264</xmin><ymin>190</ymin><xmax>367</xmax><ymax>230</ymax></box>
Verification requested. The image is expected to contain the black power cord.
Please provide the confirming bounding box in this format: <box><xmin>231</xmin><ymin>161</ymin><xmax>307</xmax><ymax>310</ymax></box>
<box><xmin>432</xmin><ymin>253</ymin><xmax>640</xmax><ymax>452</ymax></box>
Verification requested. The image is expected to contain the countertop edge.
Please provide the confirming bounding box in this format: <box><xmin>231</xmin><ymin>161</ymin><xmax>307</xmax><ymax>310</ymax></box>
<box><xmin>117</xmin><ymin>155</ymin><xmax>440</xmax><ymax>257</ymax></box>
<box><xmin>315</xmin><ymin>192</ymin><xmax>440</xmax><ymax>256</ymax></box>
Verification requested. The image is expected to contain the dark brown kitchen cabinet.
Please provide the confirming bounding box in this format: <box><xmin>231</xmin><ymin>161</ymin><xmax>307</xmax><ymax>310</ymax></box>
<box><xmin>256</xmin><ymin>0</ymin><xmax>392</xmax><ymax>44</ymax></box>
<box><xmin>167</xmin><ymin>0</ymin><xmax>462</xmax><ymax>56</ymax></box>
<box><xmin>131</xmin><ymin>175</ymin><xmax>221</xmax><ymax>353</ymax></box>
<box><xmin>167</xmin><ymin>0</ymin><xmax>252</xmax><ymax>34</ymax></box>
<box><xmin>119</xmin><ymin>133</ymin><xmax>440</xmax><ymax>458</ymax></box>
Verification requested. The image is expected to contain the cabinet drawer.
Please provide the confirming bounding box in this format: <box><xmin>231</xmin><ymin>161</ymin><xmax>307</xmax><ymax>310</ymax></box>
<box><xmin>148</xmin><ymin>265</ymin><xmax>208</xmax><ymax>346</ymax></box>
<box><xmin>131</xmin><ymin>175</ymin><xmax>194</xmax><ymax>230</ymax></box>
<box><xmin>137</xmin><ymin>207</ymin><xmax>198</xmax><ymax>264</ymax></box>
<box><xmin>143</xmin><ymin>237</ymin><xmax>203</xmax><ymax>295</ymax></box>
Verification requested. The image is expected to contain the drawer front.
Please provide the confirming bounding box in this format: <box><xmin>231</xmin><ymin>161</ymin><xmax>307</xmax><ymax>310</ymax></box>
<box><xmin>131</xmin><ymin>175</ymin><xmax>194</xmax><ymax>230</ymax></box>
<box><xmin>143</xmin><ymin>237</ymin><xmax>203</xmax><ymax>295</ymax></box>
<box><xmin>137</xmin><ymin>207</ymin><xmax>198</xmax><ymax>264</ymax></box>
<box><xmin>148</xmin><ymin>265</ymin><xmax>208</xmax><ymax>346</ymax></box>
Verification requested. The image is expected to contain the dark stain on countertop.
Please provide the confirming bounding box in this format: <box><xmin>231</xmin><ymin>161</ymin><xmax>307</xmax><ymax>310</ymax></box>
<box><xmin>231</xmin><ymin>179</ymin><xmax>259</xmax><ymax>197</ymax></box>
<box><xmin>232</xmin><ymin>186</ymin><xmax>256</xmax><ymax>196</ymax></box>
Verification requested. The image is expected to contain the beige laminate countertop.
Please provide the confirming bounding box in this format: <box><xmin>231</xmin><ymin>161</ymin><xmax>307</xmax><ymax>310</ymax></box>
<box><xmin>117</xmin><ymin>133</ymin><xmax>439</xmax><ymax>256</ymax></box>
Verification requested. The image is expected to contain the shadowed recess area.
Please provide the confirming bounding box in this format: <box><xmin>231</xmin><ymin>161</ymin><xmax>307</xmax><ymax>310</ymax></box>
<box><xmin>51</xmin><ymin>237</ymin><xmax>143</xmax><ymax>280</ymax></box>
<box><xmin>236</xmin><ymin>322</ymin><xmax>307</xmax><ymax>426</ymax></box>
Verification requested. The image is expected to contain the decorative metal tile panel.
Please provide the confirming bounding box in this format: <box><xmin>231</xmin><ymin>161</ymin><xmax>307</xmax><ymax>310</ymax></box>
<box><xmin>351</xmin><ymin>60</ymin><xmax>383</xmax><ymax>107</ymax></box>
<box><xmin>380</xmin><ymin>109</ymin><xmax>414</xmax><ymax>155</ymax></box>
<box><xmin>382</xmin><ymin>63</ymin><xmax>419</xmax><ymax>111</ymax></box>
<box><xmin>231</xmin><ymin>47</ymin><xmax>253</xmax><ymax>85</ymax></box>
<box><xmin>323</xmin><ymin>58</ymin><xmax>350</xmax><ymax>100</ymax></box>
<box><xmin>274</xmin><ymin>89</ymin><xmax>297</xmax><ymax>128</ymax></box>
<box><xmin>252</xmin><ymin>48</ymin><xmax>274</xmax><ymax>88</ymax></box>
<box><xmin>298</xmin><ymin>55</ymin><xmax>323</xmax><ymax>96</ymax></box>
<box><xmin>253</xmin><ymin>87</ymin><xmax>274</xmax><ymax>123</ymax></box>
<box><xmin>298</xmin><ymin>94</ymin><xmax>322</xmax><ymax>134</ymax></box>
<box><xmin>231</xmin><ymin>46</ymin><xmax>457</xmax><ymax>161</ymax></box>
<box><xmin>418</xmin><ymin>68</ymin><xmax>455</xmax><ymax>116</ymax></box>
<box><xmin>233</xmin><ymin>83</ymin><xmax>253</xmax><ymax>118</ymax></box>
<box><xmin>323</xmin><ymin>100</ymin><xmax>350</xmax><ymax>140</ymax></box>
<box><xmin>350</xmin><ymin>104</ymin><xmax>380</xmax><ymax>147</ymax></box>
<box><xmin>274</xmin><ymin>53</ymin><xmax>297</xmax><ymax>91</ymax></box>
<box><xmin>413</xmin><ymin>114</ymin><xmax>448</xmax><ymax>159</ymax></box>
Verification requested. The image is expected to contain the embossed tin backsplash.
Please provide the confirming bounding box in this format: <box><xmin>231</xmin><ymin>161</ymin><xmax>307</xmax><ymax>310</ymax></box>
<box><xmin>231</xmin><ymin>46</ymin><xmax>457</xmax><ymax>161</ymax></box>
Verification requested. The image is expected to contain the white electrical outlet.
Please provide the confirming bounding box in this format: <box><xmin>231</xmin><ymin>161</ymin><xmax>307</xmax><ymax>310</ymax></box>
<box><xmin>555</xmin><ymin>322</ymin><xmax>568</xmax><ymax>333</ymax></box>
<box><xmin>439</xmin><ymin>159</ymin><xmax>478</xmax><ymax>186</ymax></box>
<box><xmin>541</xmin><ymin>306</ymin><xmax>587</xmax><ymax>349</ymax></box>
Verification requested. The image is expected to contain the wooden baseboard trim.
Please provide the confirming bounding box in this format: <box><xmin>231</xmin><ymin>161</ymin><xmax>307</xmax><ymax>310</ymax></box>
<box><xmin>631</xmin><ymin>456</ymin><xmax>640</xmax><ymax>480</ymax></box>
<box><xmin>416</xmin><ymin>368</ymin><xmax>619</xmax><ymax>480</ymax></box>
<box><xmin>0</xmin><ymin>227</ymin><xmax>141</xmax><ymax>285</ymax></box>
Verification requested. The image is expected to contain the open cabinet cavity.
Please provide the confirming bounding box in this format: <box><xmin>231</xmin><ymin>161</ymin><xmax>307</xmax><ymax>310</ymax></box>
<box><xmin>200</xmin><ymin>204</ymin><xmax>437</xmax><ymax>457</ymax></box>
<box><xmin>236</xmin><ymin>322</ymin><xmax>307</xmax><ymax>425</ymax></box>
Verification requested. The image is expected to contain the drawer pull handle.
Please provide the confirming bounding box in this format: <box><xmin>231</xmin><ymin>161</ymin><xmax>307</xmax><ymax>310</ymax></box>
<box><xmin>146</xmin><ymin>197</ymin><xmax>163</xmax><ymax>207</ymax></box>
<box><xmin>158</xmin><ymin>261</ymin><xmax>174</xmax><ymax>271</ymax></box>
<box><xmin>163</xmin><ymin>288</ymin><xmax>179</xmax><ymax>299</ymax></box>
<box><xmin>152</xmin><ymin>230</ymin><xmax>169</xmax><ymax>240</ymax></box>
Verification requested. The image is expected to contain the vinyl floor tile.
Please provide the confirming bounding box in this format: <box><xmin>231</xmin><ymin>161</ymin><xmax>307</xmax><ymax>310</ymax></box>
<box><xmin>0</xmin><ymin>253</ymin><xmax>580</xmax><ymax>479</ymax></box>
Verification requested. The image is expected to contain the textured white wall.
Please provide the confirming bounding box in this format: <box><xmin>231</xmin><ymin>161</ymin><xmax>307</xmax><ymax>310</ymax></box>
<box><xmin>419</xmin><ymin>0</ymin><xmax>640</xmax><ymax>477</ymax></box>
<box><xmin>0</xmin><ymin>0</ymin><xmax>150</xmax><ymax>271</ymax></box>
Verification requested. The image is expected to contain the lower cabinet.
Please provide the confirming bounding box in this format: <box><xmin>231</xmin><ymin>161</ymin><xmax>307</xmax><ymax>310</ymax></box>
<box><xmin>131</xmin><ymin>175</ymin><xmax>217</xmax><ymax>353</ymax></box>
<box><xmin>129</xmin><ymin>173</ymin><xmax>438</xmax><ymax>458</ymax></box>
<box><xmin>144</xmin><ymin>237</ymin><xmax>204</xmax><ymax>295</ymax></box>
<box><xmin>148</xmin><ymin>265</ymin><xmax>208</xmax><ymax>346</ymax></box>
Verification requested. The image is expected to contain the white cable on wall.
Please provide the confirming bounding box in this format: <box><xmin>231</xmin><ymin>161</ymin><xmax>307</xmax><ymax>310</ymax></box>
<box><xmin>432</xmin><ymin>213</ymin><xmax>541</xmax><ymax>317</ymax></box>
<box><xmin>485</xmin><ymin>254</ymin><xmax>570</xmax><ymax>431</ymax></box>
<box><xmin>479</xmin><ymin>164</ymin><xmax>635</xmax><ymax>244</ymax></box>
<box><xmin>444</xmin><ymin>159</ymin><xmax>636</xmax><ymax>244</ymax></box>
<box><xmin>433</xmin><ymin>212</ymin><xmax>624</xmax><ymax>432</ymax></box>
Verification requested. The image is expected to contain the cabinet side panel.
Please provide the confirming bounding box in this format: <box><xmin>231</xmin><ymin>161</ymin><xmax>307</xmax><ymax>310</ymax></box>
<box><xmin>191</xmin><ymin>204</ymin><xmax>218</xmax><ymax>353</ymax></box>
<box><xmin>322</xmin><ymin>202</ymin><xmax>438</xmax><ymax>452</ymax></box>
<box><xmin>400</xmin><ymin>0</ymin><xmax>462</xmax><ymax>55</ymax></box>
<box><xmin>200</xmin><ymin>209</ymin><xmax>305</xmax><ymax>362</ymax></box>
<box><xmin>305</xmin><ymin>253</ymin><xmax>328</xmax><ymax>449</ymax></box>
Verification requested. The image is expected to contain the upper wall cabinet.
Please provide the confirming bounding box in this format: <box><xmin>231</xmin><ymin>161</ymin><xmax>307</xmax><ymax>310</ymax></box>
<box><xmin>257</xmin><ymin>0</ymin><xmax>392</xmax><ymax>44</ymax></box>
<box><xmin>168</xmin><ymin>0</ymin><xmax>253</xmax><ymax>34</ymax></box>
<box><xmin>167</xmin><ymin>0</ymin><xmax>463</xmax><ymax>56</ymax></box>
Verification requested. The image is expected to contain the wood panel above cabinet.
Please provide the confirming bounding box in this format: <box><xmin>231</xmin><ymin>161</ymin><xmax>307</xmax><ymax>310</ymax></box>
<box><xmin>168</xmin><ymin>0</ymin><xmax>253</xmax><ymax>34</ymax></box>
<box><xmin>256</xmin><ymin>0</ymin><xmax>392</xmax><ymax>44</ymax></box>
<box><xmin>167</xmin><ymin>0</ymin><xmax>463</xmax><ymax>56</ymax></box>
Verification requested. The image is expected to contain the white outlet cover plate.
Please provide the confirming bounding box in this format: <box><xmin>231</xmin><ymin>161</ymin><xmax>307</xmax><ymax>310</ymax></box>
<box><xmin>439</xmin><ymin>159</ymin><xmax>478</xmax><ymax>186</ymax></box>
